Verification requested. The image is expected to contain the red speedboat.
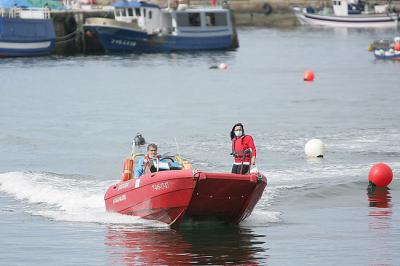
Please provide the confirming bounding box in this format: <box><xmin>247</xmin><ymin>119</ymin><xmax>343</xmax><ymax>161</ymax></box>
<box><xmin>104</xmin><ymin>155</ymin><xmax>267</xmax><ymax>227</ymax></box>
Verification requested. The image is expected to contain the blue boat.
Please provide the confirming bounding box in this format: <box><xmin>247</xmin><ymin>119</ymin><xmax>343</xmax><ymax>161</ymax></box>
<box><xmin>374</xmin><ymin>49</ymin><xmax>400</xmax><ymax>60</ymax></box>
<box><xmin>372</xmin><ymin>37</ymin><xmax>400</xmax><ymax>60</ymax></box>
<box><xmin>83</xmin><ymin>0</ymin><xmax>237</xmax><ymax>53</ymax></box>
<box><xmin>0</xmin><ymin>7</ymin><xmax>56</xmax><ymax>57</ymax></box>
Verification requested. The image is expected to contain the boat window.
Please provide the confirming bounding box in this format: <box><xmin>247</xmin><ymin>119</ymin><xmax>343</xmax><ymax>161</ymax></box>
<box><xmin>206</xmin><ymin>12</ymin><xmax>227</xmax><ymax>26</ymax></box>
<box><xmin>176</xmin><ymin>12</ymin><xmax>201</xmax><ymax>27</ymax></box>
<box><xmin>188</xmin><ymin>13</ymin><xmax>201</xmax><ymax>26</ymax></box>
<box><xmin>135</xmin><ymin>8</ymin><xmax>140</xmax><ymax>16</ymax></box>
<box><xmin>122</xmin><ymin>8</ymin><xmax>127</xmax><ymax>16</ymax></box>
<box><xmin>128</xmin><ymin>8</ymin><xmax>133</xmax><ymax>16</ymax></box>
<box><xmin>148</xmin><ymin>10</ymin><xmax>152</xmax><ymax>19</ymax></box>
<box><xmin>143</xmin><ymin>8</ymin><xmax>146</xmax><ymax>17</ymax></box>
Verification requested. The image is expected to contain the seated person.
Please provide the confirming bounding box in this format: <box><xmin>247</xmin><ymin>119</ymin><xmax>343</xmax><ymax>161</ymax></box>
<box><xmin>134</xmin><ymin>143</ymin><xmax>160</xmax><ymax>178</ymax></box>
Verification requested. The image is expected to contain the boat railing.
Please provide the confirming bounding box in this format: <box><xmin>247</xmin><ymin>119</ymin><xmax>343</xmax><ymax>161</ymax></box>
<box><xmin>1</xmin><ymin>7</ymin><xmax>51</xmax><ymax>19</ymax></box>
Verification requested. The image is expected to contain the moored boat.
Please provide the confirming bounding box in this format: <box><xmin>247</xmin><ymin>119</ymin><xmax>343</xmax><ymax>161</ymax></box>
<box><xmin>293</xmin><ymin>0</ymin><xmax>399</xmax><ymax>28</ymax></box>
<box><xmin>0</xmin><ymin>7</ymin><xmax>56</xmax><ymax>57</ymax></box>
<box><xmin>104</xmin><ymin>154</ymin><xmax>267</xmax><ymax>227</ymax></box>
<box><xmin>83</xmin><ymin>0</ymin><xmax>238</xmax><ymax>53</ymax></box>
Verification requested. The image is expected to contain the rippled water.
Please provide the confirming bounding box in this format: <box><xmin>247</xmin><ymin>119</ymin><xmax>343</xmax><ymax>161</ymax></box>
<box><xmin>1</xmin><ymin>27</ymin><xmax>399</xmax><ymax>265</ymax></box>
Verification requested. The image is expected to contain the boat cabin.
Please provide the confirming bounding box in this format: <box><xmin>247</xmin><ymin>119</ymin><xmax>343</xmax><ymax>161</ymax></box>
<box><xmin>113</xmin><ymin>1</ymin><xmax>232</xmax><ymax>36</ymax></box>
<box><xmin>332</xmin><ymin>0</ymin><xmax>363</xmax><ymax>16</ymax></box>
<box><xmin>332</xmin><ymin>0</ymin><xmax>388</xmax><ymax>16</ymax></box>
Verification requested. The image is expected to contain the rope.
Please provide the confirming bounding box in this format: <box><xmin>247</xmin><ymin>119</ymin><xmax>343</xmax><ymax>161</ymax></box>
<box><xmin>55</xmin><ymin>28</ymin><xmax>78</xmax><ymax>43</ymax></box>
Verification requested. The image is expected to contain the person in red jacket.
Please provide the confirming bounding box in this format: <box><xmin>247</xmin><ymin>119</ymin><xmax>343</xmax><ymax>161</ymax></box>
<box><xmin>230</xmin><ymin>123</ymin><xmax>257</xmax><ymax>174</ymax></box>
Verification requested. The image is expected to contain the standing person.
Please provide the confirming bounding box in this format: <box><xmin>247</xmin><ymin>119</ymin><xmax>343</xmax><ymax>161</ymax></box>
<box><xmin>134</xmin><ymin>143</ymin><xmax>160</xmax><ymax>178</ymax></box>
<box><xmin>230</xmin><ymin>123</ymin><xmax>257</xmax><ymax>174</ymax></box>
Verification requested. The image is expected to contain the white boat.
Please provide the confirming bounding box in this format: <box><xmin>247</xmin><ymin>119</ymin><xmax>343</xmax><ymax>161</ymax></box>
<box><xmin>293</xmin><ymin>0</ymin><xmax>399</xmax><ymax>28</ymax></box>
<box><xmin>83</xmin><ymin>0</ymin><xmax>238</xmax><ymax>53</ymax></box>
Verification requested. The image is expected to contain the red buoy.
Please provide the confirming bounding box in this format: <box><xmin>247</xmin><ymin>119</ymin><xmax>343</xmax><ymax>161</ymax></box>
<box><xmin>368</xmin><ymin>163</ymin><xmax>393</xmax><ymax>187</ymax></box>
<box><xmin>394</xmin><ymin>42</ymin><xmax>400</xmax><ymax>51</ymax></box>
<box><xmin>303</xmin><ymin>70</ymin><xmax>315</xmax><ymax>81</ymax></box>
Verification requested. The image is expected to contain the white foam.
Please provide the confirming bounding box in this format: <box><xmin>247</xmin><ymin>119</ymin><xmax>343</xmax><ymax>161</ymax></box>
<box><xmin>0</xmin><ymin>171</ymin><xmax>166</xmax><ymax>227</ymax></box>
<box><xmin>241</xmin><ymin>210</ymin><xmax>282</xmax><ymax>226</ymax></box>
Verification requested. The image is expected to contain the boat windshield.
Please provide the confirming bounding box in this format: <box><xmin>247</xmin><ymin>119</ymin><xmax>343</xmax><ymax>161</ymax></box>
<box><xmin>133</xmin><ymin>154</ymin><xmax>184</xmax><ymax>173</ymax></box>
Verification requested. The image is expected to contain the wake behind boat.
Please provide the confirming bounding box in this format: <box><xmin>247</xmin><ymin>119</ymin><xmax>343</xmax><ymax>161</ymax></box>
<box><xmin>293</xmin><ymin>0</ymin><xmax>399</xmax><ymax>28</ymax></box>
<box><xmin>83</xmin><ymin>0</ymin><xmax>238</xmax><ymax>53</ymax></box>
<box><xmin>104</xmin><ymin>154</ymin><xmax>267</xmax><ymax>227</ymax></box>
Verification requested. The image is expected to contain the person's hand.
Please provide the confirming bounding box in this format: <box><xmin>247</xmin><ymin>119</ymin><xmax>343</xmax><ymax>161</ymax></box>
<box><xmin>250</xmin><ymin>165</ymin><xmax>259</xmax><ymax>173</ymax></box>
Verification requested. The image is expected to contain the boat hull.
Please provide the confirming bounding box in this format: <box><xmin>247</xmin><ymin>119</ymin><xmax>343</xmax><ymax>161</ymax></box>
<box><xmin>105</xmin><ymin>170</ymin><xmax>196</xmax><ymax>225</ymax></box>
<box><xmin>0</xmin><ymin>17</ymin><xmax>56</xmax><ymax>57</ymax></box>
<box><xmin>84</xmin><ymin>24</ymin><xmax>233</xmax><ymax>53</ymax></box>
<box><xmin>295</xmin><ymin>12</ymin><xmax>399</xmax><ymax>28</ymax></box>
<box><xmin>374</xmin><ymin>50</ymin><xmax>400</xmax><ymax>60</ymax></box>
<box><xmin>104</xmin><ymin>170</ymin><xmax>267</xmax><ymax>227</ymax></box>
<box><xmin>185</xmin><ymin>171</ymin><xmax>267</xmax><ymax>224</ymax></box>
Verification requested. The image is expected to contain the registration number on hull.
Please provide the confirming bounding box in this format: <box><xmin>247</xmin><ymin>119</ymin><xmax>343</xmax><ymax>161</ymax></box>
<box><xmin>152</xmin><ymin>182</ymin><xmax>169</xmax><ymax>191</ymax></box>
<box><xmin>111</xmin><ymin>39</ymin><xmax>136</xmax><ymax>47</ymax></box>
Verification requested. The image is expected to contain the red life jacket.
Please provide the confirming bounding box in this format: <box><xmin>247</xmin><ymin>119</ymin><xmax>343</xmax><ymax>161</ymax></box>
<box><xmin>231</xmin><ymin>135</ymin><xmax>256</xmax><ymax>164</ymax></box>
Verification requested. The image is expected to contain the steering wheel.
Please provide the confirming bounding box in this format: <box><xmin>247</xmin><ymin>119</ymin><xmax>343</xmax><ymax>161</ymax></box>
<box><xmin>160</xmin><ymin>156</ymin><xmax>175</xmax><ymax>163</ymax></box>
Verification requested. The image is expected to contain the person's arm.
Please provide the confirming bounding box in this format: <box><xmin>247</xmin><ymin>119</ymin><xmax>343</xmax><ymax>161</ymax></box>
<box><xmin>134</xmin><ymin>157</ymin><xmax>145</xmax><ymax>178</ymax></box>
<box><xmin>248</xmin><ymin>135</ymin><xmax>256</xmax><ymax>165</ymax></box>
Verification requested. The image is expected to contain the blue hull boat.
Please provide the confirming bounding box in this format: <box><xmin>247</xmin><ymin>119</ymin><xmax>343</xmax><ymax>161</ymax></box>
<box><xmin>84</xmin><ymin>1</ymin><xmax>236</xmax><ymax>53</ymax></box>
<box><xmin>374</xmin><ymin>49</ymin><xmax>400</xmax><ymax>60</ymax></box>
<box><xmin>0</xmin><ymin>8</ymin><xmax>56</xmax><ymax>57</ymax></box>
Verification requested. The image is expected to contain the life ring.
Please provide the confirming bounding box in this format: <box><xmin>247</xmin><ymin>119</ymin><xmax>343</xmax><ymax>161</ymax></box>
<box><xmin>262</xmin><ymin>3</ymin><xmax>272</xmax><ymax>15</ymax></box>
<box><xmin>122</xmin><ymin>158</ymin><xmax>133</xmax><ymax>181</ymax></box>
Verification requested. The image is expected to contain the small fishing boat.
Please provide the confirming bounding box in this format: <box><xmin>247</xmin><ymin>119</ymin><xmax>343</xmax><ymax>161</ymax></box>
<box><xmin>0</xmin><ymin>7</ymin><xmax>56</xmax><ymax>57</ymax></box>
<box><xmin>372</xmin><ymin>36</ymin><xmax>400</xmax><ymax>60</ymax></box>
<box><xmin>293</xmin><ymin>0</ymin><xmax>399</xmax><ymax>28</ymax></box>
<box><xmin>104</xmin><ymin>154</ymin><xmax>267</xmax><ymax>227</ymax></box>
<box><xmin>83</xmin><ymin>0</ymin><xmax>238</xmax><ymax>53</ymax></box>
<box><xmin>373</xmin><ymin>48</ymin><xmax>400</xmax><ymax>60</ymax></box>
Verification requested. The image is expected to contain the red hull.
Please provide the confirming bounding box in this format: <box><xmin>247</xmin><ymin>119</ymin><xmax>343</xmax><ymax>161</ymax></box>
<box><xmin>104</xmin><ymin>170</ymin><xmax>267</xmax><ymax>227</ymax></box>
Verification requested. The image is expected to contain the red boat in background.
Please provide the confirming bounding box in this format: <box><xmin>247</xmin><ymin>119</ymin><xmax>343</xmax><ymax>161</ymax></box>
<box><xmin>104</xmin><ymin>154</ymin><xmax>267</xmax><ymax>227</ymax></box>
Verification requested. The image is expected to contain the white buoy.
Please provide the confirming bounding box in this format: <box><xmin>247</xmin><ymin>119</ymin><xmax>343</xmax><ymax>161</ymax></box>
<box><xmin>218</xmin><ymin>63</ymin><xmax>228</xmax><ymax>70</ymax></box>
<box><xmin>305</xmin><ymin>139</ymin><xmax>325</xmax><ymax>158</ymax></box>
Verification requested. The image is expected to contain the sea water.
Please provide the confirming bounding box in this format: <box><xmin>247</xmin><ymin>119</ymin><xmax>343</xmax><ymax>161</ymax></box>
<box><xmin>1</xmin><ymin>27</ymin><xmax>399</xmax><ymax>265</ymax></box>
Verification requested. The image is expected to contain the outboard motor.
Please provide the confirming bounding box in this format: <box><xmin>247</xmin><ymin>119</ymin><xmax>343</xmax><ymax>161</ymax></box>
<box><xmin>133</xmin><ymin>133</ymin><xmax>146</xmax><ymax>146</ymax></box>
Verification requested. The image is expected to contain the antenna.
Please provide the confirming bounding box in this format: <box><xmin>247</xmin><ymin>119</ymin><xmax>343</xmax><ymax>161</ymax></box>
<box><xmin>131</xmin><ymin>140</ymin><xmax>136</xmax><ymax>157</ymax></box>
<box><xmin>174</xmin><ymin>137</ymin><xmax>180</xmax><ymax>157</ymax></box>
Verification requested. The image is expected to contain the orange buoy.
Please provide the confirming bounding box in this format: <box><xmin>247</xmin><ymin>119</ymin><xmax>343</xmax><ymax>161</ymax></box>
<box><xmin>368</xmin><ymin>163</ymin><xmax>393</xmax><ymax>187</ymax></box>
<box><xmin>122</xmin><ymin>158</ymin><xmax>133</xmax><ymax>181</ymax></box>
<box><xmin>394</xmin><ymin>42</ymin><xmax>400</xmax><ymax>51</ymax></box>
<box><xmin>303</xmin><ymin>70</ymin><xmax>315</xmax><ymax>81</ymax></box>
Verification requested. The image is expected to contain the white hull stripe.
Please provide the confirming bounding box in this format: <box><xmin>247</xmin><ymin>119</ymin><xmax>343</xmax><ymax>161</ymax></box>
<box><xmin>134</xmin><ymin>178</ymin><xmax>141</xmax><ymax>188</ymax></box>
<box><xmin>0</xmin><ymin>41</ymin><xmax>52</xmax><ymax>50</ymax></box>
